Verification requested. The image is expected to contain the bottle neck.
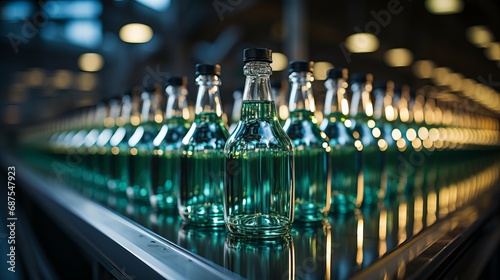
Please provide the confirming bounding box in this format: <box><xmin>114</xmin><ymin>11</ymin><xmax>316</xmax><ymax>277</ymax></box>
<box><xmin>140</xmin><ymin>89</ymin><xmax>164</xmax><ymax>124</ymax></box>
<box><xmin>288</xmin><ymin>71</ymin><xmax>315</xmax><ymax>113</ymax></box>
<box><xmin>350</xmin><ymin>81</ymin><xmax>374</xmax><ymax>118</ymax></box>
<box><xmin>242</xmin><ymin>61</ymin><xmax>273</xmax><ymax>102</ymax></box>
<box><xmin>240</xmin><ymin>61</ymin><xmax>277</xmax><ymax>121</ymax></box>
<box><xmin>116</xmin><ymin>95</ymin><xmax>132</xmax><ymax>127</ymax></box>
<box><xmin>324</xmin><ymin>78</ymin><xmax>350</xmax><ymax>116</ymax></box>
<box><xmin>166</xmin><ymin>85</ymin><xmax>188</xmax><ymax>119</ymax></box>
<box><xmin>195</xmin><ymin>75</ymin><xmax>223</xmax><ymax>118</ymax></box>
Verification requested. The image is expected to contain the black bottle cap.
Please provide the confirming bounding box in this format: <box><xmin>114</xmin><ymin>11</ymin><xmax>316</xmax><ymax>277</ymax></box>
<box><xmin>166</xmin><ymin>76</ymin><xmax>187</xmax><ymax>86</ymax></box>
<box><xmin>327</xmin><ymin>67</ymin><xmax>347</xmax><ymax>79</ymax></box>
<box><xmin>195</xmin><ymin>64</ymin><xmax>221</xmax><ymax>76</ymax></box>
<box><xmin>243</xmin><ymin>48</ymin><xmax>272</xmax><ymax>63</ymax></box>
<box><xmin>288</xmin><ymin>61</ymin><xmax>314</xmax><ymax>73</ymax></box>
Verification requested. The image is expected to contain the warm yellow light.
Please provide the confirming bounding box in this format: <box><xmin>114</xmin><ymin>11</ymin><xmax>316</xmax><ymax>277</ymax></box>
<box><xmin>378</xmin><ymin>139</ymin><xmax>388</xmax><ymax>151</ymax></box>
<box><xmin>78</xmin><ymin>53</ymin><xmax>104</xmax><ymax>72</ymax></box>
<box><xmin>466</xmin><ymin>25</ymin><xmax>494</xmax><ymax>48</ymax></box>
<box><xmin>25</xmin><ymin>68</ymin><xmax>45</xmax><ymax>87</ymax></box>
<box><xmin>412</xmin><ymin>60</ymin><xmax>435</xmax><ymax>79</ymax></box>
<box><xmin>392</xmin><ymin>128</ymin><xmax>402</xmax><ymax>141</ymax></box>
<box><xmin>52</xmin><ymin>70</ymin><xmax>73</xmax><ymax>89</ymax></box>
<box><xmin>367</xmin><ymin>120</ymin><xmax>376</xmax><ymax>128</ymax></box>
<box><xmin>130</xmin><ymin>115</ymin><xmax>141</xmax><ymax>126</ymax></box>
<box><xmin>448</xmin><ymin>73</ymin><xmax>463</xmax><ymax>91</ymax></box>
<box><xmin>425</xmin><ymin>0</ymin><xmax>463</xmax><ymax>15</ymax></box>
<box><xmin>385</xmin><ymin>105</ymin><xmax>395</xmax><ymax>121</ymax></box>
<box><xmin>372</xmin><ymin>127</ymin><xmax>381</xmax><ymax>138</ymax></box>
<box><xmin>76</xmin><ymin>72</ymin><xmax>98</xmax><ymax>91</ymax></box>
<box><xmin>485</xmin><ymin>42</ymin><xmax>500</xmax><ymax>61</ymax></box>
<box><xmin>384</xmin><ymin>48</ymin><xmax>414</xmax><ymax>67</ymax></box>
<box><xmin>271</xmin><ymin>52</ymin><xmax>288</xmax><ymax>71</ymax></box>
<box><xmin>279</xmin><ymin>105</ymin><xmax>289</xmax><ymax>120</ymax></box>
<box><xmin>418</xmin><ymin>127</ymin><xmax>429</xmax><ymax>140</ymax></box>
<box><xmin>119</xmin><ymin>23</ymin><xmax>153</xmax><ymax>43</ymax></box>
<box><xmin>412</xmin><ymin>138</ymin><xmax>422</xmax><ymax>150</ymax></box>
<box><xmin>432</xmin><ymin>67</ymin><xmax>451</xmax><ymax>86</ymax></box>
<box><xmin>354</xmin><ymin>140</ymin><xmax>363</xmax><ymax>151</ymax></box>
<box><xmin>345</xmin><ymin>33</ymin><xmax>380</xmax><ymax>53</ymax></box>
<box><xmin>313</xmin><ymin>62</ymin><xmax>334</xmax><ymax>80</ymax></box>
<box><xmin>406</xmin><ymin>128</ymin><xmax>417</xmax><ymax>141</ymax></box>
<box><xmin>461</xmin><ymin>78</ymin><xmax>476</xmax><ymax>97</ymax></box>
<box><xmin>396</xmin><ymin>138</ymin><xmax>406</xmax><ymax>150</ymax></box>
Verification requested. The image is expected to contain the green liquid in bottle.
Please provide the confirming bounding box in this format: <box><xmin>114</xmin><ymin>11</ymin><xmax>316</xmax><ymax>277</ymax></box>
<box><xmin>225</xmin><ymin>101</ymin><xmax>294</xmax><ymax>237</ymax></box>
<box><xmin>126</xmin><ymin>123</ymin><xmax>157</xmax><ymax>203</ymax></box>
<box><xmin>284</xmin><ymin>110</ymin><xmax>330</xmax><ymax>222</ymax></box>
<box><xmin>321</xmin><ymin>113</ymin><xmax>362</xmax><ymax>213</ymax></box>
<box><xmin>151</xmin><ymin>118</ymin><xmax>190</xmax><ymax>209</ymax></box>
<box><xmin>179</xmin><ymin>112</ymin><xmax>228</xmax><ymax>226</ymax></box>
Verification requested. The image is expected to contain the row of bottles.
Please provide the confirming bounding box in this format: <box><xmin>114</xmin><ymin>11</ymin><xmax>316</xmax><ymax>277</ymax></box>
<box><xmin>21</xmin><ymin>48</ymin><xmax>500</xmax><ymax>238</ymax></box>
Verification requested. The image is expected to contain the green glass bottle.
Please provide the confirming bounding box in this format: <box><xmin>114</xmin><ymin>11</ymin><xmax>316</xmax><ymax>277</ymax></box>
<box><xmin>372</xmin><ymin>81</ymin><xmax>398</xmax><ymax>200</ymax></box>
<box><xmin>127</xmin><ymin>84</ymin><xmax>163</xmax><ymax>203</ymax></box>
<box><xmin>224</xmin><ymin>48</ymin><xmax>294</xmax><ymax>237</ymax></box>
<box><xmin>150</xmin><ymin>77</ymin><xmax>191</xmax><ymax>209</ymax></box>
<box><xmin>349</xmin><ymin>73</ymin><xmax>381</xmax><ymax>207</ymax></box>
<box><xmin>320</xmin><ymin>68</ymin><xmax>361</xmax><ymax>213</ymax></box>
<box><xmin>179</xmin><ymin>64</ymin><xmax>229</xmax><ymax>226</ymax></box>
<box><xmin>106</xmin><ymin>90</ymin><xmax>137</xmax><ymax>195</ymax></box>
<box><xmin>282</xmin><ymin>61</ymin><xmax>331</xmax><ymax>222</ymax></box>
<box><xmin>93</xmin><ymin>97</ymin><xmax>121</xmax><ymax>189</ymax></box>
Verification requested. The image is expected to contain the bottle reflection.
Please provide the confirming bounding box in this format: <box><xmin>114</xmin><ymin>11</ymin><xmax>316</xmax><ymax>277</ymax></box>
<box><xmin>291</xmin><ymin>220</ymin><xmax>331</xmax><ymax>280</ymax></box>
<box><xmin>178</xmin><ymin>223</ymin><xmax>226</xmax><ymax>266</ymax></box>
<box><xmin>224</xmin><ymin>234</ymin><xmax>295</xmax><ymax>280</ymax></box>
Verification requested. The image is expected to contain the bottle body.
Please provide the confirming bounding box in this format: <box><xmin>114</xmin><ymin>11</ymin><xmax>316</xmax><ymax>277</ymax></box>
<box><xmin>283</xmin><ymin>110</ymin><xmax>330</xmax><ymax>221</ymax></box>
<box><xmin>225</xmin><ymin>101</ymin><xmax>294</xmax><ymax>236</ymax></box>
<box><xmin>151</xmin><ymin>117</ymin><xmax>190</xmax><ymax>209</ymax></box>
<box><xmin>283</xmin><ymin>65</ymin><xmax>330</xmax><ymax>222</ymax></box>
<box><xmin>179</xmin><ymin>113</ymin><xmax>228</xmax><ymax>225</ymax></box>
<box><xmin>178</xmin><ymin>67</ymin><xmax>229</xmax><ymax>226</ymax></box>
<box><xmin>321</xmin><ymin>112</ymin><xmax>361</xmax><ymax>213</ymax></box>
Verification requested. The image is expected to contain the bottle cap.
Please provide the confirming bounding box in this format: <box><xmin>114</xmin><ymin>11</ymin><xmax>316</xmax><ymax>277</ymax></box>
<box><xmin>327</xmin><ymin>67</ymin><xmax>347</xmax><ymax>79</ymax></box>
<box><xmin>166</xmin><ymin>76</ymin><xmax>188</xmax><ymax>86</ymax></box>
<box><xmin>243</xmin><ymin>48</ymin><xmax>272</xmax><ymax>63</ymax></box>
<box><xmin>288</xmin><ymin>61</ymin><xmax>314</xmax><ymax>73</ymax></box>
<box><xmin>195</xmin><ymin>64</ymin><xmax>221</xmax><ymax>76</ymax></box>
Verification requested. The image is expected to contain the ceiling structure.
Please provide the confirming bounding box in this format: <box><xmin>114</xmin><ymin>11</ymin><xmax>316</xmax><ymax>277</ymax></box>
<box><xmin>1</xmin><ymin>0</ymin><xmax>499</xmax><ymax>130</ymax></box>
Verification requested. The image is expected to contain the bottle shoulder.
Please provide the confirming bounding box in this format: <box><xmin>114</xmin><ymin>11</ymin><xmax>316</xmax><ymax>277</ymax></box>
<box><xmin>181</xmin><ymin>117</ymin><xmax>229</xmax><ymax>150</ymax></box>
<box><xmin>225</xmin><ymin>118</ymin><xmax>293</xmax><ymax>154</ymax></box>
<box><xmin>283</xmin><ymin>115</ymin><xmax>329</xmax><ymax>148</ymax></box>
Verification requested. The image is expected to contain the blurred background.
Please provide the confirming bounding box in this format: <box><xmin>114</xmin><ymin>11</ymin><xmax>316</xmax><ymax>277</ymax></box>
<box><xmin>0</xmin><ymin>0</ymin><xmax>499</xmax><ymax>134</ymax></box>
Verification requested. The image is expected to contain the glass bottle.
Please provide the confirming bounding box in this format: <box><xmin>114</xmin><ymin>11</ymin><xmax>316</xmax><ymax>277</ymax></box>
<box><xmin>349</xmin><ymin>73</ymin><xmax>381</xmax><ymax>207</ymax></box>
<box><xmin>127</xmin><ymin>84</ymin><xmax>164</xmax><ymax>203</ymax></box>
<box><xmin>93</xmin><ymin>97</ymin><xmax>121</xmax><ymax>188</ymax></box>
<box><xmin>372</xmin><ymin>81</ymin><xmax>398</xmax><ymax>200</ymax></box>
<box><xmin>320</xmin><ymin>67</ymin><xmax>361</xmax><ymax>213</ymax></box>
<box><xmin>224</xmin><ymin>48</ymin><xmax>295</xmax><ymax>237</ymax></box>
<box><xmin>282</xmin><ymin>61</ymin><xmax>331</xmax><ymax>222</ymax></box>
<box><xmin>106</xmin><ymin>89</ymin><xmax>137</xmax><ymax>195</ymax></box>
<box><xmin>179</xmin><ymin>64</ymin><xmax>229</xmax><ymax>226</ymax></box>
<box><xmin>150</xmin><ymin>77</ymin><xmax>191</xmax><ymax>209</ymax></box>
